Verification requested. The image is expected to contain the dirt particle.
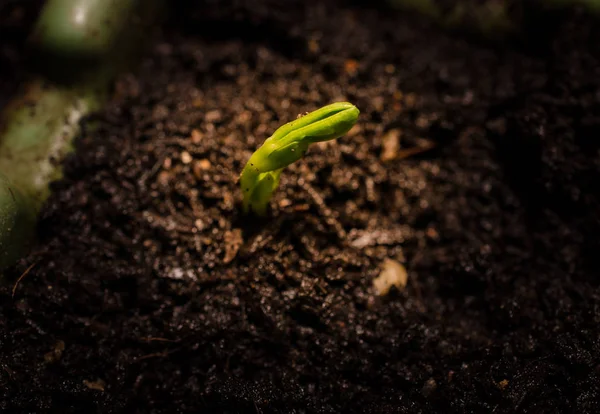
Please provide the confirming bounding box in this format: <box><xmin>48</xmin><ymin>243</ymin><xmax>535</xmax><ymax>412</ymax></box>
<box><xmin>43</xmin><ymin>340</ymin><xmax>65</xmax><ymax>364</ymax></box>
<box><xmin>415</xmin><ymin>114</ymin><xmax>432</xmax><ymax>129</ymax></box>
<box><xmin>190</xmin><ymin>129</ymin><xmax>203</xmax><ymax>144</ymax></box>
<box><xmin>404</xmin><ymin>93</ymin><xmax>417</xmax><ymax>109</ymax></box>
<box><xmin>421</xmin><ymin>378</ymin><xmax>437</xmax><ymax>397</ymax></box>
<box><xmin>157</xmin><ymin>171</ymin><xmax>171</xmax><ymax>186</ymax></box>
<box><xmin>237</xmin><ymin>111</ymin><xmax>252</xmax><ymax>124</ymax></box>
<box><xmin>279</xmin><ymin>198</ymin><xmax>292</xmax><ymax>208</ymax></box>
<box><xmin>152</xmin><ymin>104</ymin><xmax>169</xmax><ymax>120</ymax></box>
<box><xmin>194</xmin><ymin>219</ymin><xmax>205</xmax><ymax>231</ymax></box>
<box><xmin>193</xmin><ymin>159</ymin><xmax>211</xmax><ymax>179</ymax></box>
<box><xmin>181</xmin><ymin>151</ymin><xmax>193</xmax><ymax>164</ymax></box>
<box><xmin>223</xmin><ymin>229</ymin><xmax>243</xmax><ymax>264</ymax></box>
<box><xmin>426</xmin><ymin>227</ymin><xmax>439</xmax><ymax>240</ymax></box>
<box><xmin>497</xmin><ymin>379</ymin><xmax>509</xmax><ymax>390</ymax></box>
<box><xmin>344</xmin><ymin>59</ymin><xmax>359</xmax><ymax>76</ymax></box>
<box><xmin>196</xmin><ymin>159</ymin><xmax>211</xmax><ymax>171</ymax></box>
<box><xmin>205</xmin><ymin>110</ymin><xmax>222</xmax><ymax>123</ymax></box>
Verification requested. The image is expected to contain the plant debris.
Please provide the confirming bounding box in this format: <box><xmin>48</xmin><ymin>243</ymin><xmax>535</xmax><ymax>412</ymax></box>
<box><xmin>373</xmin><ymin>258</ymin><xmax>408</xmax><ymax>295</ymax></box>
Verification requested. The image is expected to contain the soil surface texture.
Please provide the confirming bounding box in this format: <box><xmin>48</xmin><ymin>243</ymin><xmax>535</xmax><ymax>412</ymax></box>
<box><xmin>1</xmin><ymin>1</ymin><xmax>600</xmax><ymax>413</ymax></box>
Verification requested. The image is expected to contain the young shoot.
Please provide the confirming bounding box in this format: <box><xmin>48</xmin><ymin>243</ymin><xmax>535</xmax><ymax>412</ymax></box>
<box><xmin>240</xmin><ymin>102</ymin><xmax>359</xmax><ymax>215</ymax></box>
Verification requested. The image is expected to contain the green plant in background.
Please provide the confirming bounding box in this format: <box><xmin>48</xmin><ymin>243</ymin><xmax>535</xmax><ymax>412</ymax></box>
<box><xmin>240</xmin><ymin>102</ymin><xmax>359</xmax><ymax>216</ymax></box>
<box><xmin>0</xmin><ymin>0</ymin><xmax>164</xmax><ymax>273</ymax></box>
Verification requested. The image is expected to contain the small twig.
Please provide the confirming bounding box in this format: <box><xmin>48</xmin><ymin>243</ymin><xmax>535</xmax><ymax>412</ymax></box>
<box><xmin>300</xmin><ymin>179</ymin><xmax>347</xmax><ymax>240</ymax></box>
<box><xmin>138</xmin><ymin>156</ymin><xmax>164</xmax><ymax>188</ymax></box>
<box><xmin>140</xmin><ymin>337</ymin><xmax>179</xmax><ymax>343</ymax></box>
<box><xmin>136</xmin><ymin>352</ymin><xmax>167</xmax><ymax>361</ymax></box>
<box><xmin>136</xmin><ymin>349</ymin><xmax>177</xmax><ymax>361</ymax></box>
<box><xmin>397</xmin><ymin>141</ymin><xmax>436</xmax><ymax>159</ymax></box>
<box><xmin>12</xmin><ymin>262</ymin><xmax>37</xmax><ymax>298</ymax></box>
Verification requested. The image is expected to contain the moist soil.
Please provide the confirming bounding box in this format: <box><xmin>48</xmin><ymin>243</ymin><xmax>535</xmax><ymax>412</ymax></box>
<box><xmin>2</xmin><ymin>1</ymin><xmax>600</xmax><ymax>413</ymax></box>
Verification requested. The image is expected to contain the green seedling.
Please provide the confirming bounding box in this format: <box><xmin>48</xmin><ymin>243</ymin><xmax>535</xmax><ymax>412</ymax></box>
<box><xmin>240</xmin><ymin>102</ymin><xmax>359</xmax><ymax>215</ymax></box>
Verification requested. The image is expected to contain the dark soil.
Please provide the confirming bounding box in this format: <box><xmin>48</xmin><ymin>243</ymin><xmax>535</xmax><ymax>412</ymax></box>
<box><xmin>2</xmin><ymin>1</ymin><xmax>600</xmax><ymax>412</ymax></box>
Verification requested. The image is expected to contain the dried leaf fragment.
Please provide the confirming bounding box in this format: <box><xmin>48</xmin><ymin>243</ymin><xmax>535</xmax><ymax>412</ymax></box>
<box><xmin>223</xmin><ymin>229</ymin><xmax>243</xmax><ymax>264</ymax></box>
<box><xmin>380</xmin><ymin>129</ymin><xmax>401</xmax><ymax>162</ymax></box>
<box><xmin>497</xmin><ymin>379</ymin><xmax>509</xmax><ymax>390</ymax></box>
<box><xmin>44</xmin><ymin>340</ymin><xmax>65</xmax><ymax>364</ymax></box>
<box><xmin>83</xmin><ymin>378</ymin><xmax>106</xmax><ymax>392</ymax></box>
<box><xmin>373</xmin><ymin>258</ymin><xmax>408</xmax><ymax>295</ymax></box>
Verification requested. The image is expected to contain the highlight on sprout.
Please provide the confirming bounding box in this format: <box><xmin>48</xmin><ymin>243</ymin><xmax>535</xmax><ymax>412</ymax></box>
<box><xmin>240</xmin><ymin>102</ymin><xmax>360</xmax><ymax>216</ymax></box>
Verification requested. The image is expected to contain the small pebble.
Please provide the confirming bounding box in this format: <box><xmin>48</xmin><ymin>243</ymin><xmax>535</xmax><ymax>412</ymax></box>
<box><xmin>344</xmin><ymin>59</ymin><xmax>359</xmax><ymax>76</ymax></box>
<box><xmin>193</xmin><ymin>160</ymin><xmax>210</xmax><ymax>179</ymax></box>
<box><xmin>190</xmin><ymin>129</ymin><xmax>203</xmax><ymax>144</ymax></box>
<box><xmin>194</xmin><ymin>219</ymin><xmax>205</xmax><ymax>230</ymax></box>
<box><xmin>157</xmin><ymin>171</ymin><xmax>171</xmax><ymax>186</ymax></box>
<box><xmin>181</xmin><ymin>151</ymin><xmax>193</xmax><ymax>164</ymax></box>
<box><xmin>205</xmin><ymin>110</ymin><xmax>222</xmax><ymax>123</ymax></box>
<box><xmin>196</xmin><ymin>159</ymin><xmax>211</xmax><ymax>170</ymax></box>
